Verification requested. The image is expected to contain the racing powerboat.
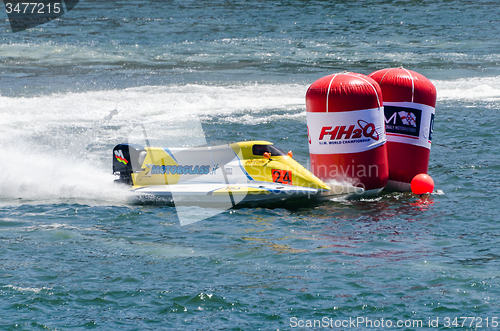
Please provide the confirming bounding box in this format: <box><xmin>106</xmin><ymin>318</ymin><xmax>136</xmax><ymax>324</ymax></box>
<box><xmin>112</xmin><ymin>141</ymin><xmax>362</xmax><ymax>207</ymax></box>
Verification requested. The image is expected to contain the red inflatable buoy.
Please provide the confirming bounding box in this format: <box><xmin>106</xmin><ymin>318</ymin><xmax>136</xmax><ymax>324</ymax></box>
<box><xmin>306</xmin><ymin>72</ymin><xmax>389</xmax><ymax>193</ymax></box>
<box><xmin>369</xmin><ymin>68</ymin><xmax>437</xmax><ymax>191</ymax></box>
<box><xmin>411</xmin><ymin>173</ymin><xmax>435</xmax><ymax>195</ymax></box>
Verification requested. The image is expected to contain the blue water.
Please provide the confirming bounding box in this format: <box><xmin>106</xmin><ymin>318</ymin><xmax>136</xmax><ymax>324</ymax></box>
<box><xmin>1</xmin><ymin>1</ymin><xmax>500</xmax><ymax>330</ymax></box>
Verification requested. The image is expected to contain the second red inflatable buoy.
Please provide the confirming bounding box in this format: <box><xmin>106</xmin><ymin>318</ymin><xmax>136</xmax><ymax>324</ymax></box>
<box><xmin>369</xmin><ymin>68</ymin><xmax>437</xmax><ymax>191</ymax></box>
<box><xmin>306</xmin><ymin>72</ymin><xmax>389</xmax><ymax>193</ymax></box>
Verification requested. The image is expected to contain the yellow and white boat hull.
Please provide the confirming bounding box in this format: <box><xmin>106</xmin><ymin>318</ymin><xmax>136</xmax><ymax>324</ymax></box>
<box><xmin>112</xmin><ymin>141</ymin><xmax>362</xmax><ymax>207</ymax></box>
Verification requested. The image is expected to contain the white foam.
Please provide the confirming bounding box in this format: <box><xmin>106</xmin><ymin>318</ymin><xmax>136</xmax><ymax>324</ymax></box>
<box><xmin>3</xmin><ymin>285</ymin><xmax>52</xmax><ymax>294</ymax></box>
<box><xmin>0</xmin><ymin>83</ymin><xmax>309</xmax><ymax>206</ymax></box>
<box><xmin>0</xmin><ymin>83</ymin><xmax>308</xmax><ymax>140</ymax></box>
<box><xmin>220</xmin><ymin>111</ymin><xmax>306</xmax><ymax>125</ymax></box>
<box><xmin>433</xmin><ymin>76</ymin><xmax>500</xmax><ymax>102</ymax></box>
<box><xmin>0</xmin><ymin>146</ymin><xmax>132</xmax><ymax>205</ymax></box>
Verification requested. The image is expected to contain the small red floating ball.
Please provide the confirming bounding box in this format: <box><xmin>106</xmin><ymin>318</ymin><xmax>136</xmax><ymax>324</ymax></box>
<box><xmin>411</xmin><ymin>173</ymin><xmax>435</xmax><ymax>195</ymax></box>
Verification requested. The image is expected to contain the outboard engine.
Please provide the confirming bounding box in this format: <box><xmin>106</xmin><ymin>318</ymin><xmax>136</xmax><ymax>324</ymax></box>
<box><xmin>112</xmin><ymin>144</ymin><xmax>146</xmax><ymax>185</ymax></box>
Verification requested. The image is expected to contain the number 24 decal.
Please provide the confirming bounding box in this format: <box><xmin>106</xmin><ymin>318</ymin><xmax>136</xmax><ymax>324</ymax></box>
<box><xmin>272</xmin><ymin>169</ymin><xmax>292</xmax><ymax>185</ymax></box>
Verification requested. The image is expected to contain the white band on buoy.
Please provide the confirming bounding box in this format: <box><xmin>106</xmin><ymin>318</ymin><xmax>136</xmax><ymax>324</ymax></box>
<box><xmin>384</xmin><ymin>101</ymin><xmax>435</xmax><ymax>150</ymax></box>
<box><xmin>307</xmin><ymin>107</ymin><xmax>386</xmax><ymax>154</ymax></box>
